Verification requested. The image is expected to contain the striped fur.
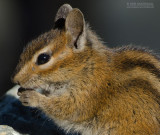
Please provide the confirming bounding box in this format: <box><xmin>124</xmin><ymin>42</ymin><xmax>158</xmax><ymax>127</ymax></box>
<box><xmin>12</xmin><ymin>4</ymin><xmax>160</xmax><ymax>135</ymax></box>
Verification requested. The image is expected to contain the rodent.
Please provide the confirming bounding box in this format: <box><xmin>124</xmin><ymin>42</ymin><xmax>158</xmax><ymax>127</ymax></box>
<box><xmin>12</xmin><ymin>4</ymin><xmax>160</xmax><ymax>135</ymax></box>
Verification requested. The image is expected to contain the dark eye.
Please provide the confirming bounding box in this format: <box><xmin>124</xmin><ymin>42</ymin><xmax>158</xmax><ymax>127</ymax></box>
<box><xmin>37</xmin><ymin>53</ymin><xmax>51</xmax><ymax>65</ymax></box>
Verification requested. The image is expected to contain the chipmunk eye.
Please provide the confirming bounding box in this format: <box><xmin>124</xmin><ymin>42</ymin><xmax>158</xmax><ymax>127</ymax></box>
<box><xmin>37</xmin><ymin>53</ymin><xmax>51</xmax><ymax>65</ymax></box>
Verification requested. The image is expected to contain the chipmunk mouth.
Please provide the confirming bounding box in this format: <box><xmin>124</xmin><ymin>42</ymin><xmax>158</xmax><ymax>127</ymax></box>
<box><xmin>17</xmin><ymin>81</ymin><xmax>70</xmax><ymax>96</ymax></box>
<box><xmin>17</xmin><ymin>87</ymin><xmax>48</xmax><ymax>97</ymax></box>
<box><xmin>18</xmin><ymin>87</ymin><xmax>34</xmax><ymax>93</ymax></box>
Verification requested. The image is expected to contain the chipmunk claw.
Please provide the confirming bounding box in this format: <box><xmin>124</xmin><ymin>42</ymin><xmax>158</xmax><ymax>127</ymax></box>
<box><xmin>18</xmin><ymin>90</ymin><xmax>40</xmax><ymax>107</ymax></box>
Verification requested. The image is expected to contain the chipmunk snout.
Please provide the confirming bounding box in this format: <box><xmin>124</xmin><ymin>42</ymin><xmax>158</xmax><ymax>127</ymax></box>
<box><xmin>11</xmin><ymin>71</ymin><xmax>22</xmax><ymax>86</ymax></box>
<box><xmin>11</xmin><ymin>69</ymin><xmax>20</xmax><ymax>84</ymax></box>
<box><xmin>11</xmin><ymin>75</ymin><xmax>20</xmax><ymax>85</ymax></box>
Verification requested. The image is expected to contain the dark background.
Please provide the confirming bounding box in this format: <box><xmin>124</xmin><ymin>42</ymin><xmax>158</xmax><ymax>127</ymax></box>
<box><xmin>0</xmin><ymin>0</ymin><xmax>160</xmax><ymax>97</ymax></box>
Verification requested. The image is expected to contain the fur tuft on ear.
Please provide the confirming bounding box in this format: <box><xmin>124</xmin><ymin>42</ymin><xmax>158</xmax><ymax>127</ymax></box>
<box><xmin>55</xmin><ymin>4</ymin><xmax>72</xmax><ymax>22</ymax></box>
<box><xmin>65</xmin><ymin>9</ymin><xmax>86</xmax><ymax>51</ymax></box>
<box><xmin>54</xmin><ymin>4</ymin><xmax>73</xmax><ymax>29</ymax></box>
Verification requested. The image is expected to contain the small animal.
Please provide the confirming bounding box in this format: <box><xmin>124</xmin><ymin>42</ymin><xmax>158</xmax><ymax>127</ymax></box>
<box><xmin>12</xmin><ymin>4</ymin><xmax>160</xmax><ymax>135</ymax></box>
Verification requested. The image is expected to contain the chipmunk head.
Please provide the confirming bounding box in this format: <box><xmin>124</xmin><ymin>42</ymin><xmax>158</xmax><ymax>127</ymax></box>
<box><xmin>12</xmin><ymin>4</ymin><xmax>89</xmax><ymax>93</ymax></box>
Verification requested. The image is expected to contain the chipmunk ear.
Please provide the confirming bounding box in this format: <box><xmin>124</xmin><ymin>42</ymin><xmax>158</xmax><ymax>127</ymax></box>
<box><xmin>65</xmin><ymin>9</ymin><xmax>86</xmax><ymax>51</ymax></box>
<box><xmin>54</xmin><ymin>4</ymin><xmax>72</xmax><ymax>29</ymax></box>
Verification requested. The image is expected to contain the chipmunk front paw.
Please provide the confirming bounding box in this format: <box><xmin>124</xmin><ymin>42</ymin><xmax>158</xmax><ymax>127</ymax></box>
<box><xmin>18</xmin><ymin>89</ymin><xmax>41</xmax><ymax>107</ymax></box>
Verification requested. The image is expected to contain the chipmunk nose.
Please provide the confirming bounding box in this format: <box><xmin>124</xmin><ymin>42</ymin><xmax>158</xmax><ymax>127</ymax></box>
<box><xmin>11</xmin><ymin>78</ymin><xmax>19</xmax><ymax>85</ymax></box>
<box><xmin>11</xmin><ymin>74</ymin><xmax>20</xmax><ymax>85</ymax></box>
<box><xmin>11</xmin><ymin>72</ymin><xmax>16</xmax><ymax>83</ymax></box>
<box><xmin>16</xmin><ymin>81</ymin><xmax>20</xmax><ymax>85</ymax></box>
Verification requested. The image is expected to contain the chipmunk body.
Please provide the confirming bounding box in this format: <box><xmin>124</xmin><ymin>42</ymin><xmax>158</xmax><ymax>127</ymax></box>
<box><xmin>13</xmin><ymin>4</ymin><xmax>160</xmax><ymax>135</ymax></box>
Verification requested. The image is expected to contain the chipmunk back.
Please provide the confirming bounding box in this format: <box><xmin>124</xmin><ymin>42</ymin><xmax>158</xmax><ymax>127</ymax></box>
<box><xmin>12</xmin><ymin>4</ymin><xmax>160</xmax><ymax>135</ymax></box>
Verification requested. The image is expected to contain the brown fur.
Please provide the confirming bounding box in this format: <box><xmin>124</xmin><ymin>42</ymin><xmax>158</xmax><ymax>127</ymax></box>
<box><xmin>12</xmin><ymin>4</ymin><xmax>160</xmax><ymax>135</ymax></box>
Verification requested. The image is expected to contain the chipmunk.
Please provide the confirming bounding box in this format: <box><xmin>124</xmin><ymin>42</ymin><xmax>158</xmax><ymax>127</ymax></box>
<box><xmin>12</xmin><ymin>4</ymin><xmax>160</xmax><ymax>135</ymax></box>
